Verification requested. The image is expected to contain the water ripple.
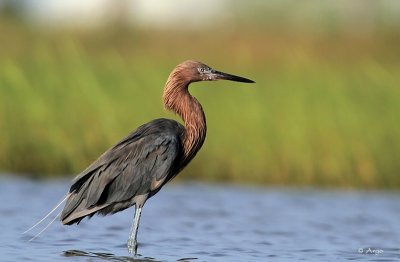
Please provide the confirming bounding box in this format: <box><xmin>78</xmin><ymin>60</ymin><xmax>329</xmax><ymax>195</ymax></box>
<box><xmin>2</xmin><ymin>177</ymin><xmax>400</xmax><ymax>261</ymax></box>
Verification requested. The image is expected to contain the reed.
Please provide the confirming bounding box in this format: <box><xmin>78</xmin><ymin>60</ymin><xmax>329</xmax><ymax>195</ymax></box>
<box><xmin>1</xmin><ymin>27</ymin><xmax>399</xmax><ymax>188</ymax></box>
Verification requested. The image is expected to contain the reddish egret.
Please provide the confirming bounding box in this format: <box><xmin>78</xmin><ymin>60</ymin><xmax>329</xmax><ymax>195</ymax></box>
<box><xmin>60</xmin><ymin>60</ymin><xmax>254</xmax><ymax>255</ymax></box>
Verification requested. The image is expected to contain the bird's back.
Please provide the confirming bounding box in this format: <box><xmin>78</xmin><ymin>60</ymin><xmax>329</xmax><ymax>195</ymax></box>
<box><xmin>61</xmin><ymin>118</ymin><xmax>185</xmax><ymax>225</ymax></box>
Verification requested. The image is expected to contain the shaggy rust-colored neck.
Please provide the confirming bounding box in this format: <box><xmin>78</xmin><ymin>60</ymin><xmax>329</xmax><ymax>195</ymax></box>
<box><xmin>163</xmin><ymin>67</ymin><xmax>207</xmax><ymax>165</ymax></box>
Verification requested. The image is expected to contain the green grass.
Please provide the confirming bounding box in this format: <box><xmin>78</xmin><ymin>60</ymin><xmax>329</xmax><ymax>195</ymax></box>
<box><xmin>1</xmin><ymin>24</ymin><xmax>400</xmax><ymax>188</ymax></box>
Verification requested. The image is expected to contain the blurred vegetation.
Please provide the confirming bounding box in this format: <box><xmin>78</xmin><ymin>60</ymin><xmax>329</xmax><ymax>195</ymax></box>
<box><xmin>0</xmin><ymin>8</ymin><xmax>400</xmax><ymax>188</ymax></box>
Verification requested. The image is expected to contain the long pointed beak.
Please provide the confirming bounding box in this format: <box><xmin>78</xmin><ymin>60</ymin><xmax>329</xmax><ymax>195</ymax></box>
<box><xmin>212</xmin><ymin>70</ymin><xmax>255</xmax><ymax>83</ymax></box>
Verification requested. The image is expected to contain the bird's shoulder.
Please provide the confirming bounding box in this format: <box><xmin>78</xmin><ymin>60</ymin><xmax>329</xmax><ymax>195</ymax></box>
<box><xmin>113</xmin><ymin>118</ymin><xmax>184</xmax><ymax>149</ymax></box>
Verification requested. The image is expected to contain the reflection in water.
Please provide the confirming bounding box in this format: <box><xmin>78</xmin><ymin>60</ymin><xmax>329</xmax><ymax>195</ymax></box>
<box><xmin>1</xmin><ymin>177</ymin><xmax>400</xmax><ymax>261</ymax></box>
<box><xmin>63</xmin><ymin>250</ymin><xmax>165</xmax><ymax>261</ymax></box>
<box><xmin>63</xmin><ymin>249</ymin><xmax>198</xmax><ymax>261</ymax></box>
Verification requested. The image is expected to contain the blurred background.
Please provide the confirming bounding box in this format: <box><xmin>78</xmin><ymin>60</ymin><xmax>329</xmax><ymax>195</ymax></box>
<box><xmin>2</xmin><ymin>2</ymin><xmax>400</xmax><ymax>261</ymax></box>
<box><xmin>1</xmin><ymin>0</ymin><xmax>400</xmax><ymax>189</ymax></box>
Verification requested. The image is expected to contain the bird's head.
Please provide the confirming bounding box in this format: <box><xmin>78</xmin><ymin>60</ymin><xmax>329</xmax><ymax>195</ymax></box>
<box><xmin>176</xmin><ymin>60</ymin><xmax>255</xmax><ymax>84</ymax></box>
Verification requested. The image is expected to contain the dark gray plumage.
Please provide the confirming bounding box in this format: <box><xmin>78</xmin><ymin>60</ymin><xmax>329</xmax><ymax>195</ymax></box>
<box><xmin>59</xmin><ymin>60</ymin><xmax>254</xmax><ymax>255</ymax></box>
<box><xmin>61</xmin><ymin>119</ymin><xmax>183</xmax><ymax>225</ymax></box>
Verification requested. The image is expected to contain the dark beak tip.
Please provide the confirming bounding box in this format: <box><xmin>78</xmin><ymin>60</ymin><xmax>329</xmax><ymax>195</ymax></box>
<box><xmin>236</xmin><ymin>77</ymin><xmax>255</xmax><ymax>84</ymax></box>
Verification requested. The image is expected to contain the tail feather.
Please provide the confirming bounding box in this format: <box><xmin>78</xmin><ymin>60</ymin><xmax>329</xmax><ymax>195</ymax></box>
<box><xmin>28</xmin><ymin>210</ymin><xmax>62</xmax><ymax>242</ymax></box>
<box><xmin>61</xmin><ymin>202</ymin><xmax>108</xmax><ymax>225</ymax></box>
<box><xmin>60</xmin><ymin>183</ymin><xmax>110</xmax><ymax>225</ymax></box>
<box><xmin>22</xmin><ymin>193</ymin><xmax>70</xmax><ymax>238</ymax></box>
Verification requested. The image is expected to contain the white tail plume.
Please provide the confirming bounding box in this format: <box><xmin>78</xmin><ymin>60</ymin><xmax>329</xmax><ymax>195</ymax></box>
<box><xmin>23</xmin><ymin>193</ymin><xmax>70</xmax><ymax>238</ymax></box>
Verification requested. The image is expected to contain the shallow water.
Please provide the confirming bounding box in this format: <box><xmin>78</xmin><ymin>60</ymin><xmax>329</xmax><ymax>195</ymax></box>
<box><xmin>1</xmin><ymin>176</ymin><xmax>400</xmax><ymax>261</ymax></box>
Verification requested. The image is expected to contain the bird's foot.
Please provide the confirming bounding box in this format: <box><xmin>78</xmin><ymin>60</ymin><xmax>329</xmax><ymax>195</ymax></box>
<box><xmin>127</xmin><ymin>238</ymin><xmax>138</xmax><ymax>255</ymax></box>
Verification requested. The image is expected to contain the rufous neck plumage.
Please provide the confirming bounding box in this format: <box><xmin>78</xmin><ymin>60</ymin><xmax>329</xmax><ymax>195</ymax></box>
<box><xmin>163</xmin><ymin>65</ymin><xmax>207</xmax><ymax>164</ymax></box>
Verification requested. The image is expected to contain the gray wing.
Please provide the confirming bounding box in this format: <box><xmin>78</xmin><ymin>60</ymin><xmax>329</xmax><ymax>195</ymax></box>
<box><xmin>61</xmin><ymin>119</ymin><xmax>183</xmax><ymax>225</ymax></box>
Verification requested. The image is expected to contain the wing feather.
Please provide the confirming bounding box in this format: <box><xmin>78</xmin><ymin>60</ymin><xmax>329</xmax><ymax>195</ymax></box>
<box><xmin>61</xmin><ymin>119</ymin><xmax>183</xmax><ymax>225</ymax></box>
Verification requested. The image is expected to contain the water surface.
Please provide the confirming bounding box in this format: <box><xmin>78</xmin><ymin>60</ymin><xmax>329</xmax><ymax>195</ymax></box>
<box><xmin>1</xmin><ymin>176</ymin><xmax>399</xmax><ymax>261</ymax></box>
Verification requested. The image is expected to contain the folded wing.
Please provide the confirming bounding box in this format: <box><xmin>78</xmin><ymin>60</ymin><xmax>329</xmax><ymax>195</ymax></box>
<box><xmin>61</xmin><ymin>119</ymin><xmax>184</xmax><ymax>225</ymax></box>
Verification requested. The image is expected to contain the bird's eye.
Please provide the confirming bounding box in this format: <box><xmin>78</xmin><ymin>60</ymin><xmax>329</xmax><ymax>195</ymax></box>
<box><xmin>200</xmin><ymin>68</ymin><xmax>205</xmax><ymax>72</ymax></box>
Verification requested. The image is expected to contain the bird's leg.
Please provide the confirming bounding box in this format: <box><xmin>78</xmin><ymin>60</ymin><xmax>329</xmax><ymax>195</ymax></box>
<box><xmin>127</xmin><ymin>205</ymin><xmax>142</xmax><ymax>255</ymax></box>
